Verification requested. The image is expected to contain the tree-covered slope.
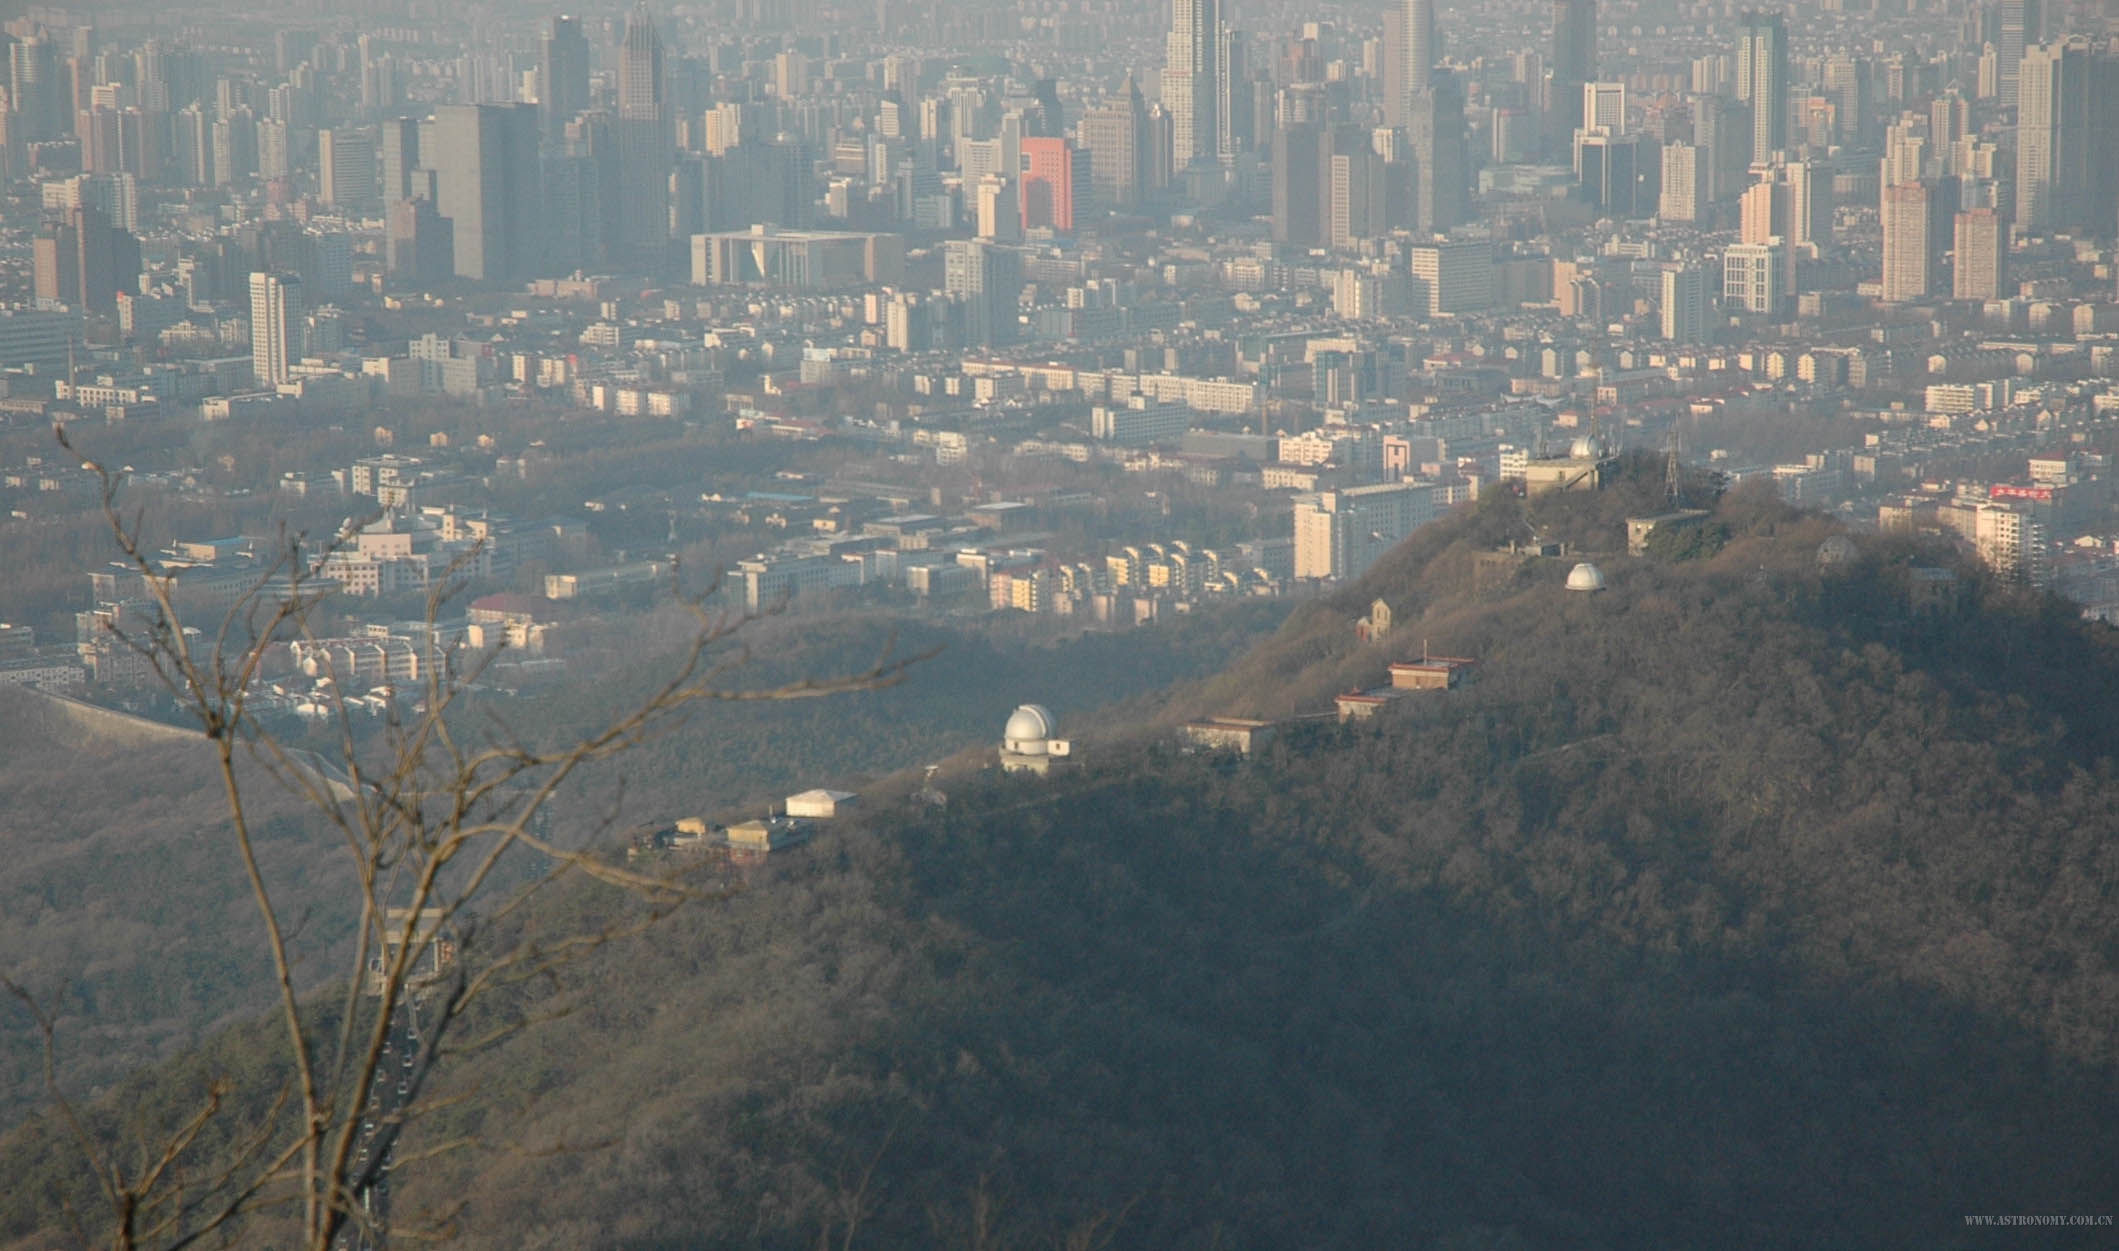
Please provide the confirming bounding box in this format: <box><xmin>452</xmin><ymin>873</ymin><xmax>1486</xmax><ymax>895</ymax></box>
<box><xmin>8</xmin><ymin>483</ymin><xmax>2119</xmax><ymax>1250</ymax></box>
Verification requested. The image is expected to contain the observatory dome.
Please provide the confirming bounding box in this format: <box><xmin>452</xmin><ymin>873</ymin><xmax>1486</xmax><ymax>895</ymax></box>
<box><xmin>1565</xmin><ymin>562</ymin><xmax>1607</xmax><ymax>592</ymax></box>
<box><xmin>1816</xmin><ymin>535</ymin><xmax>1857</xmax><ymax>568</ymax></box>
<box><xmin>1003</xmin><ymin>704</ymin><xmax>1057</xmax><ymax>755</ymax></box>
<box><xmin>1569</xmin><ymin>435</ymin><xmax>1604</xmax><ymax>460</ymax></box>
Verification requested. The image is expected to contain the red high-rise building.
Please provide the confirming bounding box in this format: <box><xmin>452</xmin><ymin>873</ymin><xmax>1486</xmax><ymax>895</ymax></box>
<box><xmin>1020</xmin><ymin>137</ymin><xmax>1087</xmax><ymax>233</ymax></box>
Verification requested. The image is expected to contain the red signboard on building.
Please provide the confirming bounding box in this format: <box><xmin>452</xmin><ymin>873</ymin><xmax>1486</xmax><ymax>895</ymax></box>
<box><xmin>1990</xmin><ymin>485</ymin><xmax>2055</xmax><ymax>502</ymax></box>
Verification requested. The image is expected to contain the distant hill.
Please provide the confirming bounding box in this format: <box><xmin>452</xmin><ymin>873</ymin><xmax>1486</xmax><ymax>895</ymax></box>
<box><xmin>7</xmin><ymin>479</ymin><xmax>2119</xmax><ymax>1250</ymax></box>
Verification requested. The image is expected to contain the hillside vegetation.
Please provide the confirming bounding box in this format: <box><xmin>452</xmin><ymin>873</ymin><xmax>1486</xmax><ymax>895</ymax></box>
<box><xmin>7</xmin><ymin>473</ymin><xmax>2118</xmax><ymax>1250</ymax></box>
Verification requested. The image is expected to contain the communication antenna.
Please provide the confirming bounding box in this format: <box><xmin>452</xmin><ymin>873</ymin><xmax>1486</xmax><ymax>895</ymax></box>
<box><xmin>1665</xmin><ymin>423</ymin><xmax>1683</xmax><ymax>509</ymax></box>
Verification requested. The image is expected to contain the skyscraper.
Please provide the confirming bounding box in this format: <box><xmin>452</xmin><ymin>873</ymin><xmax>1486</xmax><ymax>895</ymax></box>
<box><xmin>1736</xmin><ymin>11</ymin><xmax>1788</xmax><ymax>164</ymax></box>
<box><xmin>429</xmin><ymin>103</ymin><xmax>541</xmax><ymax>282</ymax></box>
<box><xmin>1997</xmin><ymin>0</ymin><xmax>2043</xmax><ymax>109</ymax></box>
<box><xmin>1401</xmin><ymin>0</ymin><xmax>1435</xmax><ymax>98</ymax></box>
<box><xmin>541</xmin><ymin>15</ymin><xmax>591</xmax><ymax>141</ymax></box>
<box><xmin>1953</xmin><ymin>208</ymin><xmax>2008</xmax><ymax>301</ymax></box>
<box><xmin>380</xmin><ymin>116</ymin><xmax>420</xmax><ymax>203</ymax></box>
<box><xmin>617</xmin><ymin>2</ymin><xmax>672</xmax><ymax>257</ymax></box>
<box><xmin>1661</xmin><ymin>264</ymin><xmax>1707</xmax><ymax>343</ymax></box>
<box><xmin>1881</xmin><ymin>178</ymin><xmax>1955</xmax><ymax>303</ymax></box>
<box><xmin>249</xmin><ymin>271</ymin><xmax>302</xmax><ymax>386</ymax></box>
<box><xmin>1406</xmin><ymin>73</ymin><xmax>1468</xmax><ymax>232</ymax></box>
<box><xmin>944</xmin><ymin>239</ymin><xmax>1021</xmax><ymax>347</ymax></box>
<box><xmin>2013</xmin><ymin>39</ymin><xmax>2118</xmax><ymax>236</ymax></box>
<box><xmin>1660</xmin><ymin>140</ymin><xmax>1704</xmax><ymax>222</ymax></box>
<box><xmin>1548</xmin><ymin>0</ymin><xmax>1596</xmax><ymax>156</ymax></box>
<box><xmin>1019</xmin><ymin>137</ymin><xmax>1086</xmax><ymax>232</ymax></box>
<box><xmin>319</xmin><ymin>128</ymin><xmax>377</xmax><ymax>209</ymax></box>
<box><xmin>1162</xmin><ymin>0</ymin><xmax>1222</xmax><ymax>171</ymax></box>
<box><xmin>1080</xmin><ymin>74</ymin><xmax>1150</xmax><ymax>208</ymax></box>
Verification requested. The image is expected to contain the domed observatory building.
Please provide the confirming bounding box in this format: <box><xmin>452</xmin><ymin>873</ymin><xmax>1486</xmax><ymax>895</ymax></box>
<box><xmin>999</xmin><ymin>704</ymin><xmax>1072</xmax><ymax>775</ymax></box>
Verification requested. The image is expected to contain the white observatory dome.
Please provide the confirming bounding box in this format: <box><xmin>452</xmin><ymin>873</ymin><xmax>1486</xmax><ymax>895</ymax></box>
<box><xmin>1003</xmin><ymin>704</ymin><xmax>1057</xmax><ymax>755</ymax></box>
<box><xmin>1569</xmin><ymin>435</ymin><xmax>1603</xmax><ymax>459</ymax></box>
<box><xmin>1565</xmin><ymin>562</ymin><xmax>1607</xmax><ymax>592</ymax></box>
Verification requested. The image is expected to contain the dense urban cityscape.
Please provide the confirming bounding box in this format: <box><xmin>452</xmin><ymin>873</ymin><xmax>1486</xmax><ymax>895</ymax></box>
<box><xmin>7</xmin><ymin>0</ymin><xmax>2119</xmax><ymax>1245</ymax></box>
<box><xmin>2</xmin><ymin>0</ymin><xmax>2119</xmax><ymax>701</ymax></box>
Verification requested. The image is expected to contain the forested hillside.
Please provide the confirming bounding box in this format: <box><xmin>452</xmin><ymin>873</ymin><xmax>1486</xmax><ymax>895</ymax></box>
<box><xmin>7</xmin><ymin>480</ymin><xmax>2119</xmax><ymax>1249</ymax></box>
<box><xmin>0</xmin><ymin>603</ymin><xmax>1286</xmax><ymax>1134</ymax></box>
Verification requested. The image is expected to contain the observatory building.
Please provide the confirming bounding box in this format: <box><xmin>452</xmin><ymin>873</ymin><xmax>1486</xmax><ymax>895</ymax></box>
<box><xmin>999</xmin><ymin>704</ymin><xmax>1072</xmax><ymax>775</ymax></box>
<box><xmin>1565</xmin><ymin>562</ymin><xmax>1607</xmax><ymax>592</ymax></box>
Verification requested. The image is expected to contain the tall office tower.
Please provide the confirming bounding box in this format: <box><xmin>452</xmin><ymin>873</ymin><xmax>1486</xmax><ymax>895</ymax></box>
<box><xmin>2014</xmin><ymin>40</ymin><xmax>2118</xmax><ymax>235</ymax></box>
<box><xmin>1661</xmin><ymin>265</ymin><xmax>1707</xmax><ymax>343</ymax></box>
<box><xmin>319</xmin><ymin>128</ymin><xmax>377</xmax><ymax>208</ymax></box>
<box><xmin>1722</xmin><ymin>239</ymin><xmax>1785</xmax><ymax>315</ymax></box>
<box><xmin>1216</xmin><ymin>25</ymin><xmax>1249</xmax><ymax>160</ymax></box>
<box><xmin>248</xmin><ymin>271</ymin><xmax>302</xmax><ymax>386</ymax></box>
<box><xmin>542</xmin><ymin>15</ymin><xmax>590</xmax><ymax>142</ymax></box>
<box><xmin>1548</xmin><ymin>0</ymin><xmax>1595</xmax><ymax>156</ymax></box>
<box><xmin>211</xmin><ymin>108</ymin><xmax>257</xmax><ymax>186</ymax></box>
<box><xmin>1162</xmin><ymin>0</ymin><xmax>1223</xmax><ymax>172</ymax></box>
<box><xmin>1660</xmin><ymin>140</ymin><xmax>1704</xmax><ymax>221</ymax></box>
<box><xmin>1736</xmin><ymin>11</ymin><xmax>1788</xmax><ymax>164</ymax></box>
<box><xmin>1020</xmin><ymin>137</ymin><xmax>1086</xmax><ymax>232</ymax></box>
<box><xmin>1692</xmin><ymin>92</ymin><xmax>1750</xmax><ymax>202</ymax></box>
<box><xmin>380</xmin><ymin>116</ymin><xmax>419</xmax><ymax>202</ymax></box>
<box><xmin>1881</xmin><ymin>177</ymin><xmax>1955</xmax><ymax>302</ymax></box>
<box><xmin>257</xmin><ymin>118</ymin><xmax>290</xmax><ymax>182</ymax></box>
<box><xmin>1407</xmin><ymin>73</ymin><xmax>1468</xmax><ymax>232</ymax></box>
<box><xmin>430</xmin><ymin>103</ymin><xmax>541</xmax><ymax>282</ymax></box>
<box><xmin>10</xmin><ymin>31</ymin><xmax>61</xmax><ymax>142</ymax></box>
<box><xmin>1576</xmin><ymin>131</ymin><xmax>1651</xmax><ymax>215</ymax></box>
<box><xmin>1328</xmin><ymin>128</ymin><xmax>1387</xmax><ymax>247</ymax></box>
<box><xmin>172</xmin><ymin>103</ymin><xmax>210</xmax><ymax>185</ymax></box>
<box><xmin>1953</xmin><ymin>207</ymin><xmax>2008</xmax><ymax>300</ymax></box>
<box><xmin>1579</xmin><ymin>81</ymin><xmax>1625</xmax><ymax>137</ymax></box>
<box><xmin>1400</xmin><ymin>0</ymin><xmax>1435</xmax><ymax>98</ymax></box>
<box><xmin>1785</xmin><ymin>159</ymin><xmax>1830</xmax><ymax>253</ymax></box>
<box><xmin>975</xmin><ymin>174</ymin><xmax>1020</xmax><ymax>241</ymax></box>
<box><xmin>1272</xmin><ymin>119</ymin><xmax>1327</xmax><ymax>245</ymax></box>
<box><xmin>1822</xmin><ymin>54</ymin><xmax>1869</xmax><ymax>145</ymax></box>
<box><xmin>944</xmin><ymin>239</ymin><xmax>1021</xmax><ymax>347</ymax></box>
<box><xmin>616</xmin><ymin>2</ymin><xmax>672</xmax><ymax>256</ymax></box>
<box><xmin>1997</xmin><ymin>0</ymin><xmax>2043</xmax><ymax>109</ymax></box>
<box><xmin>1080</xmin><ymin>73</ymin><xmax>1150</xmax><ymax>208</ymax></box>
<box><xmin>564</xmin><ymin>110</ymin><xmax>622</xmax><ymax>255</ymax></box>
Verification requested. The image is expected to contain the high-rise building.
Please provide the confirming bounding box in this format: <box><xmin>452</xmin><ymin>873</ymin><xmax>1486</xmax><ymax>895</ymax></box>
<box><xmin>380</xmin><ymin>116</ymin><xmax>420</xmax><ymax>203</ymax></box>
<box><xmin>1329</xmin><ymin>137</ymin><xmax>1387</xmax><ymax>248</ymax></box>
<box><xmin>387</xmin><ymin>196</ymin><xmax>453</xmax><ymax>286</ymax></box>
<box><xmin>1292</xmin><ymin>482</ymin><xmax>1440</xmax><ymax>581</ymax></box>
<box><xmin>616</xmin><ymin>2</ymin><xmax>672</xmax><ymax>256</ymax></box>
<box><xmin>1881</xmin><ymin>178</ymin><xmax>1955</xmax><ymax>303</ymax></box>
<box><xmin>2014</xmin><ymin>39</ymin><xmax>2119</xmax><ymax>236</ymax></box>
<box><xmin>1406</xmin><ymin>74</ymin><xmax>1468</xmax><ymax>232</ymax></box>
<box><xmin>944</xmin><ymin>239</ymin><xmax>1021</xmax><ymax>347</ymax></box>
<box><xmin>1020</xmin><ymin>137</ymin><xmax>1086</xmax><ymax>232</ymax></box>
<box><xmin>1723</xmin><ymin>240</ymin><xmax>1785</xmax><ymax>315</ymax></box>
<box><xmin>1272</xmin><ymin>119</ymin><xmax>1327</xmax><ymax>245</ymax></box>
<box><xmin>1408</xmin><ymin>240</ymin><xmax>1494</xmax><ymax>315</ymax></box>
<box><xmin>1162</xmin><ymin>0</ymin><xmax>1223</xmax><ymax>171</ymax></box>
<box><xmin>541</xmin><ymin>15</ymin><xmax>591</xmax><ymax>142</ymax></box>
<box><xmin>318</xmin><ymin>128</ymin><xmax>377</xmax><ymax>208</ymax></box>
<box><xmin>1576</xmin><ymin>131</ymin><xmax>1652</xmax><ymax>216</ymax></box>
<box><xmin>1692</xmin><ymin>92</ymin><xmax>1751</xmax><ymax>201</ymax></box>
<box><xmin>249</xmin><ymin>270</ymin><xmax>302</xmax><ymax>386</ymax></box>
<box><xmin>1997</xmin><ymin>0</ymin><xmax>2043</xmax><ymax>109</ymax></box>
<box><xmin>1736</xmin><ymin>11</ymin><xmax>1788</xmax><ymax>164</ymax></box>
<box><xmin>1399</xmin><ymin>0</ymin><xmax>1435</xmax><ymax>100</ymax></box>
<box><xmin>429</xmin><ymin>103</ymin><xmax>541</xmax><ymax>282</ymax></box>
<box><xmin>1080</xmin><ymin>74</ymin><xmax>1150</xmax><ymax>208</ymax></box>
<box><xmin>1953</xmin><ymin>208</ymin><xmax>2008</xmax><ymax>301</ymax></box>
<box><xmin>1548</xmin><ymin>0</ymin><xmax>1596</xmax><ymax>156</ymax></box>
<box><xmin>1661</xmin><ymin>264</ymin><xmax>1708</xmax><ymax>343</ymax></box>
<box><xmin>1660</xmin><ymin>140</ymin><xmax>1704</xmax><ymax>221</ymax></box>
